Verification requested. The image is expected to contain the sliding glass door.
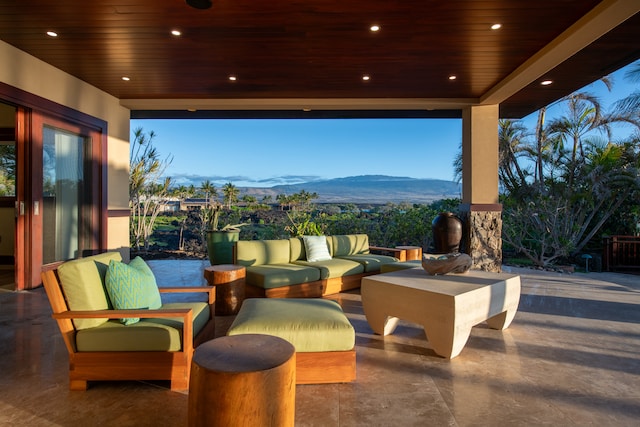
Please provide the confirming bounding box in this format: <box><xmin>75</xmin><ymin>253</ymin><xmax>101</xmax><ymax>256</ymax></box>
<box><xmin>1</xmin><ymin>84</ymin><xmax>107</xmax><ymax>290</ymax></box>
<box><xmin>23</xmin><ymin>113</ymin><xmax>106</xmax><ymax>289</ymax></box>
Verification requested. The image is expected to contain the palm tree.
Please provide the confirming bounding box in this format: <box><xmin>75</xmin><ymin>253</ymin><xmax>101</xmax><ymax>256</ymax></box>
<box><xmin>613</xmin><ymin>61</ymin><xmax>640</xmax><ymax>116</ymax></box>
<box><xmin>241</xmin><ymin>194</ymin><xmax>258</xmax><ymax>207</ymax></box>
<box><xmin>200</xmin><ymin>180</ymin><xmax>217</xmax><ymax>207</ymax></box>
<box><xmin>498</xmin><ymin>119</ymin><xmax>532</xmax><ymax>194</ymax></box>
<box><xmin>188</xmin><ymin>184</ymin><xmax>196</xmax><ymax>198</ymax></box>
<box><xmin>289</xmin><ymin>193</ymin><xmax>301</xmax><ymax>211</ymax></box>
<box><xmin>296</xmin><ymin>189</ymin><xmax>318</xmax><ymax>210</ymax></box>
<box><xmin>222</xmin><ymin>182</ymin><xmax>239</xmax><ymax>208</ymax></box>
<box><xmin>545</xmin><ymin>92</ymin><xmax>636</xmax><ymax>189</ymax></box>
<box><xmin>276</xmin><ymin>193</ymin><xmax>289</xmax><ymax>210</ymax></box>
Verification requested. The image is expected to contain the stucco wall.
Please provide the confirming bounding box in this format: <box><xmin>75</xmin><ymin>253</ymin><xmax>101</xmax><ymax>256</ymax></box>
<box><xmin>0</xmin><ymin>41</ymin><xmax>130</xmax><ymax>255</ymax></box>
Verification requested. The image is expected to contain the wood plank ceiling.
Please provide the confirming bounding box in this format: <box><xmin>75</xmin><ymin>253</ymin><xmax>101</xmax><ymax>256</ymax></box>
<box><xmin>1</xmin><ymin>0</ymin><xmax>639</xmax><ymax>118</ymax></box>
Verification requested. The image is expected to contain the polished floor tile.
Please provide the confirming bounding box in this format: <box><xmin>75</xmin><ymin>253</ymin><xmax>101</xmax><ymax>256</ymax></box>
<box><xmin>1</xmin><ymin>262</ymin><xmax>638</xmax><ymax>426</ymax></box>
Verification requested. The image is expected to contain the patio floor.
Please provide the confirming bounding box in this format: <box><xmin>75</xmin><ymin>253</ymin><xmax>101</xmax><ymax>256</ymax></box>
<box><xmin>1</xmin><ymin>260</ymin><xmax>639</xmax><ymax>426</ymax></box>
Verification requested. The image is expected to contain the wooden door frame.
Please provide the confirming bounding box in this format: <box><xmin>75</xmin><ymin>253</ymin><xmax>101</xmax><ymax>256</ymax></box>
<box><xmin>0</xmin><ymin>82</ymin><xmax>108</xmax><ymax>289</ymax></box>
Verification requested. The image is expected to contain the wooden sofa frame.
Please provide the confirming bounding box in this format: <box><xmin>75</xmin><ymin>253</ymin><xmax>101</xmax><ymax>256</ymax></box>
<box><xmin>238</xmin><ymin>245</ymin><xmax>408</xmax><ymax>299</ymax></box>
<box><xmin>41</xmin><ymin>268</ymin><xmax>216</xmax><ymax>391</ymax></box>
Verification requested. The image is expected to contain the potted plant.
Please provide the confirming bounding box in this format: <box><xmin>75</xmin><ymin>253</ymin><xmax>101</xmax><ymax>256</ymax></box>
<box><xmin>204</xmin><ymin>204</ymin><xmax>249</xmax><ymax>265</ymax></box>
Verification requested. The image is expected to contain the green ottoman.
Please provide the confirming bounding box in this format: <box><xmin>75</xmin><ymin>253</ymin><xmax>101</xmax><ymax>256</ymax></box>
<box><xmin>227</xmin><ymin>298</ymin><xmax>356</xmax><ymax>384</ymax></box>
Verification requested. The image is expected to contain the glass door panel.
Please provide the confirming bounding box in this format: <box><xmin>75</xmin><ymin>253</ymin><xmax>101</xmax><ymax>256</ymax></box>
<box><xmin>42</xmin><ymin>126</ymin><xmax>88</xmax><ymax>264</ymax></box>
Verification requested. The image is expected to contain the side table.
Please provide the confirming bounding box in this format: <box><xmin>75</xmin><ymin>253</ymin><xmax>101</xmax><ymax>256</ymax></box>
<box><xmin>203</xmin><ymin>264</ymin><xmax>246</xmax><ymax>316</ymax></box>
<box><xmin>395</xmin><ymin>245</ymin><xmax>423</xmax><ymax>261</ymax></box>
<box><xmin>188</xmin><ymin>334</ymin><xmax>296</xmax><ymax>427</ymax></box>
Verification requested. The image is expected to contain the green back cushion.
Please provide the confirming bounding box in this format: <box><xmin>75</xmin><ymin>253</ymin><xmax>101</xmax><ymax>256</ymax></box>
<box><xmin>289</xmin><ymin>237</ymin><xmax>305</xmax><ymax>262</ymax></box>
<box><xmin>227</xmin><ymin>298</ymin><xmax>355</xmax><ymax>352</ymax></box>
<box><xmin>331</xmin><ymin>234</ymin><xmax>370</xmax><ymax>257</ymax></box>
<box><xmin>105</xmin><ymin>257</ymin><xmax>162</xmax><ymax>325</ymax></box>
<box><xmin>235</xmin><ymin>240</ymin><xmax>290</xmax><ymax>266</ymax></box>
<box><xmin>57</xmin><ymin>252</ymin><xmax>123</xmax><ymax>330</ymax></box>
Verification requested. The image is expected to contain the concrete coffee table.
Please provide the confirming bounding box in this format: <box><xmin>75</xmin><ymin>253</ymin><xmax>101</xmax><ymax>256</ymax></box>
<box><xmin>361</xmin><ymin>268</ymin><xmax>521</xmax><ymax>359</ymax></box>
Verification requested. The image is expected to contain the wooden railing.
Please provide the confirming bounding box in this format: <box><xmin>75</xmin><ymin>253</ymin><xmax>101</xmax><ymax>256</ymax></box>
<box><xmin>603</xmin><ymin>236</ymin><xmax>640</xmax><ymax>272</ymax></box>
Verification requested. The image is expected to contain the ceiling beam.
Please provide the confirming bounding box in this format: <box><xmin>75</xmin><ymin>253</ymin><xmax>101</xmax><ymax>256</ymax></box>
<box><xmin>121</xmin><ymin>97</ymin><xmax>478</xmax><ymax>113</ymax></box>
<box><xmin>481</xmin><ymin>0</ymin><xmax>640</xmax><ymax>106</ymax></box>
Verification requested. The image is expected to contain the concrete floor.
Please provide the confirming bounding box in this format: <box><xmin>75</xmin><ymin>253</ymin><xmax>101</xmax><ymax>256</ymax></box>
<box><xmin>1</xmin><ymin>260</ymin><xmax>639</xmax><ymax>426</ymax></box>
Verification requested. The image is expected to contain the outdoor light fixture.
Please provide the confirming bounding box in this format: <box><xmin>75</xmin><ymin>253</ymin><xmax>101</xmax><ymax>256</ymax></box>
<box><xmin>186</xmin><ymin>0</ymin><xmax>212</xmax><ymax>9</ymax></box>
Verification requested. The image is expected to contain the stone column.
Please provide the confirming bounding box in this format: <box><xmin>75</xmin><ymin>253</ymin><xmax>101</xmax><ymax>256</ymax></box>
<box><xmin>459</xmin><ymin>205</ymin><xmax>502</xmax><ymax>272</ymax></box>
<box><xmin>460</xmin><ymin>104</ymin><xmax>502</xmax><ymax>272</ymax></box>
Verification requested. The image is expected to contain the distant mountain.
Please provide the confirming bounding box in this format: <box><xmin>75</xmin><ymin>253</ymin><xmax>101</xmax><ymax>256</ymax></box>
<box><xmin>242</xmin><ymin>175</ymin><xmax>461</xmax><ymax>203</ymax></box>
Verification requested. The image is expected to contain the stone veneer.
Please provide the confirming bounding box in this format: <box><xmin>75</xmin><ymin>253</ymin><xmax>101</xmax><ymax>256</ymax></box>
<box><xmin>459</xmin><ymin>210</ymin><xmax>502</xmax><ymax>273</ymax></box>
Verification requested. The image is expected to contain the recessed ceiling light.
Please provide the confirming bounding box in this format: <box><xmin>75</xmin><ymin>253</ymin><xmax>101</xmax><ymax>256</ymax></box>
<box><xmin>171</xmin><ymin>30</ymin><xmax>182</xmax><ymax>36</ymax></box>
<box><xmin>187</xmin><ymin>108</ymin><xmax>197</xmax><ymax>112</ymax></box>
<box><xmin>302</xmin><ymin>108</ymin><xmax>312</xmax><ymax>112</ymax></box>
<box><xmin>541</xmin><ymin>80</ymin><xmax>553</xmax><ymax>86</ymax></box>
<box><xmin>186</xmin><ymin>0</ymin><xmax>212</xmax><ymax>9</ymax></box>
<box><xmin>449</xmin><ymin>75</ymin><xmax>457</xmax><ymax>80</ymax></box>
<box><xmin>491</xmin><ymin>24</ymin><xmax>502</xmax><ymax>30</ymax></box>
<box><xmin>362</xmin><ymin>75</ymin><xmax>370</xmax><ymax>81</ymax></box>
<box><xmin>228</xmin><ymin>76</ymin><xmax>237</xmax><ymax>81</ymax></box>
<box><xmin>46</xmin><ymin>31</ymin><xmax>58</xmax><ymax>37</ymax></box>
<box><xmin>370</xmin><ymin>25</ymin><xmax>380</xmax><ymax>32</ymax></box>
<box><xmin>121</xmin><ymin>76</ymin><xmax>130</xmax><ymax>81</ymax></box>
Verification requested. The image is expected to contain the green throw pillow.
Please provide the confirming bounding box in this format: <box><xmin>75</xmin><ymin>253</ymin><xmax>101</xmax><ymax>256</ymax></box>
<box><xmin>105</xmin><ymin>257</ymin><xmax>162</xmax><ymax>325</ymax></box>
<box><xmin>57</xmin><ymin>252</ymin><xmax>123</xmax><ymax>330</ymax></box>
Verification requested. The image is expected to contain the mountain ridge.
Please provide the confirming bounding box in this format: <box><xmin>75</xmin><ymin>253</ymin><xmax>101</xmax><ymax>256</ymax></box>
<box><xmin>241</xmin><ymin>174</ymin><xmax>461</xmax><ymax>203</ymax></box>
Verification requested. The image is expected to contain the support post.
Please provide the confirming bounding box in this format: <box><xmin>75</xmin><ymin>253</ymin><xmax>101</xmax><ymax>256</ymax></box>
<box><xmin>460</xmin><ymin>104</ymin><xmax>502</xmax><ymax>272</ymax></box>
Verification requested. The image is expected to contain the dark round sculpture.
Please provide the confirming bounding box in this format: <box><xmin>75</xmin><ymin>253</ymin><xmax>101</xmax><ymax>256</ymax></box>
<box><xmin>432</xmin><ymin>212</ymin><xmax>463</xmax><ymax>254</ymax></box>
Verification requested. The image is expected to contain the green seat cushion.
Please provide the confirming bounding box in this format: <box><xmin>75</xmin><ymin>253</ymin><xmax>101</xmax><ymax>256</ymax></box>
<box><xmin>227</xmin><ymin>298</ymin><xmax>355</xmax><ymax>352</ymax></box>
<box><xmin>57</xmin><ymin>252</ymin><xmax>123</xmax><ymax>330</ymax></box>
<box><xmin>338</xmin><ymin>254</ymin><xmax>399</xmax><ymax>273</ymax></box>
<box><xmin>380</xmin><ymin>260</ymin><xmax>422</xmax><ymax>273</ymax></box>
<box><xmin>294</xmin><ymin>258</ymin><xmax>364</xmax><ymax>279</ymax></box>
<box><xmin>150</xmin><ymin>302</ymin><xmax>211</xmax><ymax>337</ymax></box>
<box><xmin>105</xmin><ymin>257</ymin><xmax>162</xmax><ymax>325</ymax></box>
<box><xmin>246</xmin><ymin>264</ymin><xmax>321</xmax><ymax>289</ymax></box>
<box><xmin>75</xmin><ymin>302</ymin><xmax>210</xmax><ymax>352</ymax></box>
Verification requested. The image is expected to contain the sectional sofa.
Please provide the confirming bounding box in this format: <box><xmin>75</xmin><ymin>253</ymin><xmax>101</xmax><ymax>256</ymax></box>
<box><xmin>233</xmin><ymin>234</ymin><xmax>403</xmax><ymax>298</ymax></box>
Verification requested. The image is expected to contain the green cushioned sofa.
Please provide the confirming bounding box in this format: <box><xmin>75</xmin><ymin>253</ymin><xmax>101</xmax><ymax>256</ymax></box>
<box><xmin>41</xmin><ymin>252</ymin><xmax>216</xmax><ymax>391</ymax></box>
<box><xmin>234</xmin><ymin>234</ymin><xmax>402</xmax><ymax>298</ymax></box>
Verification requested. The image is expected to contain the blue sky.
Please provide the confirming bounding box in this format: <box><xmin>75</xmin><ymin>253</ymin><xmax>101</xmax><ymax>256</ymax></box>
<box><xmin>132</xmin><ymin>61</ymin><xmax>638</xmax><ymax>188</ymax></box>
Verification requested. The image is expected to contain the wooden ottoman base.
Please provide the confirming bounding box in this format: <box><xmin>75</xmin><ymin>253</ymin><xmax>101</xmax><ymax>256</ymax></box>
<box><xmin>296</xmin><ymin>350</ymin><xmax>356</xmax><ymax>384</ymax></box>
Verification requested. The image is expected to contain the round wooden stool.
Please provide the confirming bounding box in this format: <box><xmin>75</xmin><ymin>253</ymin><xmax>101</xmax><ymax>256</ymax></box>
<box><xmin>396</xmin><ymin>245</ymin><xmax>423</xmax><ymax>261</ymax></box>
<box><xmin>188</xmin><ymin>334</ymin><xmax>296</xmax><ymax>427</ymax></box>
<box><xmin>203</xmin><ymin>264</ymin><xmax>246</xmax><ymax>315</ymax></box>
